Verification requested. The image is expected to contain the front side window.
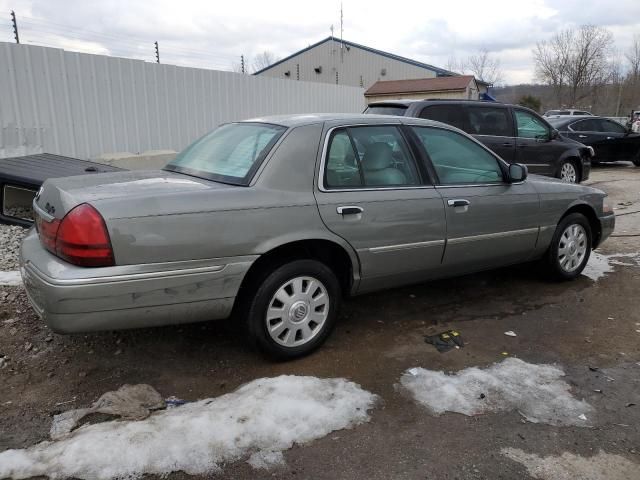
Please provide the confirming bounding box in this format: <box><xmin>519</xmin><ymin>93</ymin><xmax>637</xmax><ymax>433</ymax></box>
<box><xmin>468</xmin><ymin>106</ymin><xmax>513</xmax><ymax>137</ymax></box>
<box><xmin>596</xmin><ymin>119</ymin><xmax>626</xmax><ymax>134</ymax></box>
<box><xmin>514</xmin><ymin>110</ymin><xmax>550</xmax><ymax>139</ymax></box>
<box><xmin>165</xmin><ymin>123</ymin><xmax>286</xmax><ymax>185</ymax></box>
<box><xmin>411</xmin><ymin>127</ymin><xmax>503</xmax><ymax>185</ymax></box>
<box><xmin>324</xmin><ymin>126</ymin><xmax>421</xmax><ymax>189</ymax></box>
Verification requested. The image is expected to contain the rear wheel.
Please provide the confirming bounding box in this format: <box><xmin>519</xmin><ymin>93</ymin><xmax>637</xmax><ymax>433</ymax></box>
<box><xmin>558</xmin><ymin>160</ymin><xmax>579</xmax><ymax>183</ymax></box>
<box><xmin>545</xmin><ymin>213</ymin><xmax>592</xmax><ymax>280</ymax></box>
<box><xmin>245</xmin><ymin>259</ymin><xmax>341</xmax><ymax>360</ymax></box>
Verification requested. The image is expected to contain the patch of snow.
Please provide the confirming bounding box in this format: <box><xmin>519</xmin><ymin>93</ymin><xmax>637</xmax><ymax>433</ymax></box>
<box><xmin>582</xmin><ymin>252</ymin><xmax>640</xmax><ymax>281</ymax></box>
<box><xmin>247</xmin><ymin>450</ymin><xmax>285</xmax><ymax>470</ymax></box>
<box><xmin>0</xmin><ymin>376</ymin><xmax>377</xmax><ymax>479</ymax></box>
<box><xmin>0</xmin><ymin>271</ymin><xmax>21</xmax><ymax>286</ymax></box>
<box><xmin>400</xmin><ymin>358</ymin><xmax>593</xmax><ymax>426</ymax></box>
<box><xmin>502</xmin><ymin>448</ymin><xmax>640</xmax><ymax>480</ymax></box>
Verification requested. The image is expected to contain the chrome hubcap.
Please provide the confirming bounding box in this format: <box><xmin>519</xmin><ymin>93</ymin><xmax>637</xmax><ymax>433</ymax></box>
<box><xmin>558</xmin><ymin>224</ymin><xmax>587</xmax><ymax>272</ymax></box>
<box><xmin>560</xmin><ymin>163</ymin><xmax>577</xmax><ymax>183</ymax></box>
<box><xmin>266</xmin><ymin>276</ymin><xmax>329</xmax><ymax>347</ymax></box>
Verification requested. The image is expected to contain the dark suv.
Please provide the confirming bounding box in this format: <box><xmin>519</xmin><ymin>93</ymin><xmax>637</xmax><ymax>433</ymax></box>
<box><xmin>364</xmin><ymin>100</ymin><xmax>593</xmax><ymax>183</ymax></box>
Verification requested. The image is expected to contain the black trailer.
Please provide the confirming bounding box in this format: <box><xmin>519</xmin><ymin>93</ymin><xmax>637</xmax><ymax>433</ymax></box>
<box><xmin>0</xmin><ymin>153</ymin><xmax>124</xmax><ymax>226</ymax></box>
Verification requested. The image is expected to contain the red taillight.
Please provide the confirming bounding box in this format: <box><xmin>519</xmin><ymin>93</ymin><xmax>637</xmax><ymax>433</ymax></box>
<box><xmin>37</xmin><ymin>204</ymin><xmax>114</xmax><ymax>267</ymax></box>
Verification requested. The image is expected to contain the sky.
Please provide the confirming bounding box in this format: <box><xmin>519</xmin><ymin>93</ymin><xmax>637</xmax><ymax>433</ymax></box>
<box><xmin>1</xmin><ymin>0</ymin><xmax>639</xmax><ymax>84</ymax></box>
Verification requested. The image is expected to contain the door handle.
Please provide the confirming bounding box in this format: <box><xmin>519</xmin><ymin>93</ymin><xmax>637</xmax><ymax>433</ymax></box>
<box><xmin>336</xmin><ymin>206</ymin><xmax>363</xmax><ymax>215</ymax></box>
<box><xmin>501</xmin><ymin>142</ymin><xmax>513</xmax><ymax>147</ymax></box>
<box><xmin>606</xmin><ymin>136</ymin><xmax>614</xmax><ymax>140</ymax></box>
<box><xmin>447</xmin><ymin>199</ymin><xmax>470</xmax><ymax>207</ymax></box>
<box><xmin>578</xmin><ymin>135</ymin><xmax>588</xmax><ymax>138</ymax></box>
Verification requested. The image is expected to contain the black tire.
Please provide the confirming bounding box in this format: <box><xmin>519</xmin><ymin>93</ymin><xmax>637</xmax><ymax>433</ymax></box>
<box><xmin>633</xmin><ymin>155</ymin><xmax>640</xmax><ymax>167</ymax></box>
<box><xmin>558</xmin><ymin>159</ymin><xmax>580</xmax><ymax>183</ymax></box>
<box><xmin>245</xmin><ymin>259</ymin><xmax>341</xmax><ymax>360</ymax></box>
<box><xmin>545</xmin><ymin>213</ymin><xmax>592</xmax><ymax>280</ymax></box>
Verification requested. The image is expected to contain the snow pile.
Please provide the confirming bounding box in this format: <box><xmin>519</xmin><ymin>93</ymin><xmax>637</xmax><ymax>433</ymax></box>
<box><xmin>502</xmin><ymin>448</ymin><xmax>640</xmax><ymax>480</ymax></box>
<box><xmin>247</xmin><ymin>451</ymin><xmax>285</xmax><ymax>470</ymax></box>
<box><xmin>0</xmin><ymin>376</ymin><xmax>377</xmax><ymax>479</ymax></box>
<box><xmin>582</xmin><ymin>252</ymin><xmax>640</xmax><ymax>281</ymax></box>
<box><xmin>400</xmin><ymin>358</ymin><xmax>593</xmax><ymax>426</ymax></box>
<box><xmin>0</xmin><ymin>271</ymin><xmax>21</xmax><ymax>286</ymax></box>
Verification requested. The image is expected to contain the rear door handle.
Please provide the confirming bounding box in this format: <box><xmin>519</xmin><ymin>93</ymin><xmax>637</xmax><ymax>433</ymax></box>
<box><xmin>336</xmin><ymin>206</ymin><xmax>363</xmax><ymax>215</ymax></box>
<box><xmin>501</xmin><ymin>142</ymin><xmax>513</xmax><ymax>147</ymax></box>
<box><xmin>578</xmin><ymin>135</ymin><xmax>588</xmax><ymax>138</ymax></box>
<box><xmin>447</xmin><ymin>199</ymin><xmax>470</xmax><ymax>207</ymax></box>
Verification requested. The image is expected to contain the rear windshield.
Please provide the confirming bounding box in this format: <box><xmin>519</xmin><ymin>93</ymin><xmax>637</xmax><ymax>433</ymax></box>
<box><xmin>165</xmin><ymin>123</ymin><xmax>286</xmax><ymax>185</ymax></box>
<box><xmin>364</xmin><ymin>105</ymin><xmax>408</xmax><ymax>116</ymax></box>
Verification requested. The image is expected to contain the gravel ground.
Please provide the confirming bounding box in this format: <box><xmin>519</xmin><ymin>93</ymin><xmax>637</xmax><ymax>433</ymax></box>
<box><xmin>0</xmin><ymin>225</ymin><xmax>28</xmax><ymax>271</ymax></box>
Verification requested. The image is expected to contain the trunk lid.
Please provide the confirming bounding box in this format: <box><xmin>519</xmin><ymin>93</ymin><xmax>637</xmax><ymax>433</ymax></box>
<box><xmin>35</xmin><ymin>170</ymin><xmax>227</xmax><ymax>219</ymax></box>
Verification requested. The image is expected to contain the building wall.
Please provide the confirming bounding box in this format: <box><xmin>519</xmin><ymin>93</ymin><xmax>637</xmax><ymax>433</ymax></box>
<box><xmin>0</xmin><ymin>42</ymin><xmax>366</xmax><ymax>160</ymax></box>
<box><xmin>257</xmin><ymin>39</ymin><xmax>438</xmax><ymax>89</ymax></box>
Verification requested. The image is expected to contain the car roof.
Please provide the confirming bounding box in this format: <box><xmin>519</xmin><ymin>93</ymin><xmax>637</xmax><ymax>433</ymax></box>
<box><xmin>240</xmin><ymin>113</ymin><xmax>456</xmax><ymax>129</ymax></box>
<box><xmin>367</xmin><ymin>99</ymin><xmax>511</xmax><ymax>108</ymax></box>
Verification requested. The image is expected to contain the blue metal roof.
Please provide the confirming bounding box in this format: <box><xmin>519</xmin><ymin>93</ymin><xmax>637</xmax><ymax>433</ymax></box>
<box><xmin>253</xmin><ymin>36</ymin><xmax>457</xmax><ymax>77</ymax></box>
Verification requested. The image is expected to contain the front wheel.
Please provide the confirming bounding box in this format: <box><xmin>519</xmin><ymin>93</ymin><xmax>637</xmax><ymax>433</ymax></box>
<box><xmin>544</xmin><ymin>213</ymin><xmax>592</xmax><ymax>280</ymax></box>
<box><xmin>245</xmin><ymin>259</ymin><xmax>341</xmax><ymax>360</ymax></box>
<box><xmin>558</xmin><ymin>160</ymin><xmax>579</xmax><ymax>183</ymax></box>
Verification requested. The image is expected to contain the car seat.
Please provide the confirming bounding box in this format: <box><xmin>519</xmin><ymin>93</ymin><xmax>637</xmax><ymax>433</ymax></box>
<box><xmin>361</xmin><ymin>142</ymin><xmax>407</xmax><ymax>185</ymax></box>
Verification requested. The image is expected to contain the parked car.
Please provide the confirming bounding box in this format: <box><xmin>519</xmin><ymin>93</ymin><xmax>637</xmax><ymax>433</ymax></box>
<box><xmin>364</xmin><ymin>100</ymin><xmax>593</xmax><ymax>184</ymax></box>
<box><xmin>543</xmin><ymin>109</ymin><xmax>593</xmax><ymax>117</ymax></box>
<box><xmin>21</xmin><ymin>114</ymin><xmax>614</xmax><ymax>359</ymax></box>
<box><xmin>547</xmin><ymin>116</ymin><xmax>640</xmax><ymax>166</ymax></box>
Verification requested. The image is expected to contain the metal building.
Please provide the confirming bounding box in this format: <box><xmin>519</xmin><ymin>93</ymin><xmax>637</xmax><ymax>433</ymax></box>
<box><xmin>254</xmin><ymin>37</ymin><xmax>455</xmax><ymax>89</ymax></box>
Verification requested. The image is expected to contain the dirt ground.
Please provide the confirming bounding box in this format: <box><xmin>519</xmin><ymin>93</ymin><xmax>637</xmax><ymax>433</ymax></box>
<box><xmin>1</xmin><ymin>163</ymin><xmax>639</xmax><ymax>479</ymax></box>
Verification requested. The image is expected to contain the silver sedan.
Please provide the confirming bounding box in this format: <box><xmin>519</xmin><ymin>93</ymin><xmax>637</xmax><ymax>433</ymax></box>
<box><xmin>21</xmin><ymin>114</ymin><xmax>615</xmax><ymax>358</ymax></box>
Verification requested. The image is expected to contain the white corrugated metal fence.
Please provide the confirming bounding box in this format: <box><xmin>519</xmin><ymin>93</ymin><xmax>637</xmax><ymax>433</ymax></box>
<box><xmin>0</xmin><ymin>42</ymin><xmax>365</xmax><ymax>159</ymax></box>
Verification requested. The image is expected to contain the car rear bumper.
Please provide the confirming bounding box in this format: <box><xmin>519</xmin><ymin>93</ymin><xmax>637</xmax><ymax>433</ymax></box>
<box><xmin>597</xmin><ymin>213</ymin><xmax>615</xmax><ymax>247</ymax></box>
<box><xmin>19</xmin><ymin>229</ymin><xmax>256</xmax><ymax>333</ymax></box>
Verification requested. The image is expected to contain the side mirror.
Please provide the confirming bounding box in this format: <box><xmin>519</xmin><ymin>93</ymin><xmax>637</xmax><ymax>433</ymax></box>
<box><xmin>509</xmin><ymin>163</ymin><xmax>528</xmax><ymax>183</ymax></box>
<box><xmin>551</xmin><ymin>129</ymin><xmax>560</xmax><ymax>140</ymax></box>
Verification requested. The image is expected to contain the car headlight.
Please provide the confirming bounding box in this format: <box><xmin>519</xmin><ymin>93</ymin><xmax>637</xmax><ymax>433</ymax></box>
<box><xmin>603</xmin><ymin>197</ymin><xmax>614</xmax><ymax>214</ymax></box>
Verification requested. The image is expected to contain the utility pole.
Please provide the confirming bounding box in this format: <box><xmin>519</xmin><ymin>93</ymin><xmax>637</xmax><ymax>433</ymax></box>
<box><xmin>11</xmin><ymin>10</ymin><xmax>19</xmax><ymax>44</ymax></box>
<box><xmin>154</xmin><ymin>41</ymin><xmax>160</xmax><ymax>63</ymax></box>
<box><xmin>241</xmin><ymin>55</ymin><xmax>245</xmax><ymax>74</ymax></box>
<box><xmin>340</xmin><ymin>2</ymin><xmax>344</xmax><ymax>63</ymax></box>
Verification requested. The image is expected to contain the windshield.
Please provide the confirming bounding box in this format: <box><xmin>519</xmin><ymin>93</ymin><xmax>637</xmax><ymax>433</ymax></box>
<box><xmin>165</xmin><ymin>123</ymin><xmax>287</xmax><ymax>185</ymax></box>
<box><xmin>364</xmin><ymin>105</ymin><xmax>408</xmax><ymax>116</ymax></box>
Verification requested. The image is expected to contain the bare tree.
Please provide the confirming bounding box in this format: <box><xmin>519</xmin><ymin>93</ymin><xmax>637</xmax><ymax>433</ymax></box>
<box><xmin>252</xmin><ymin>51</ymin><xmax>277</xmax><ymax>73</ymax></box>
<box><xmin>534</xmin><ymin>25</ymin><xmax>614</xmax><ymax>107</ymax></box>
<box><xmin>465</xmin><ymin>48</ymin><xmax>504</xmax><ymax>85</ymax></box>
<box><xmin>445</xmin><ymin>55</ymin><xmax>465</xmax><ymax>74</ymax></box>
<box><xmin>626</xmin><ymin>35</ymin><xmax>640</xmax><ymax>80</ymax></box>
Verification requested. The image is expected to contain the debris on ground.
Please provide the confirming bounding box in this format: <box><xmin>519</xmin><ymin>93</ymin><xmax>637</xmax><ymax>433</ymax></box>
<box><xmin>165</xmin><ymin>396</ymin><xmax>188</xmax><ymax>408</ymax></box>
<box><xmin>424</xmin><ymin>330</ymin><xmax>464</xmax><ymax>353</ymax></box>
<box><xmin>0</xmin><ymin>376</ymin><xmax>378</xmax><ymax>479</ymax></box>
<box><xmin>0</xmin><ymin>271</ymin><xmax>22</xmax><ymax>286</ymax></box>
<box><xmin>400</xmin><ymin>358</ymin><xmax>593</xmax><ymax>426</ymax></box>
<box><xmin>50</xmin><ymin>384</ymin><xmax>165</xmax><ymax>439</ymax></box>
<box><xmin>0</xmin><ymin>225</ymin><xmax>27</xmax><ymax>271</ymax></box>
<box><xmin>504</xmin><ymin>331</ymin><xmax>517</xmax><ymax>337</ymax></box>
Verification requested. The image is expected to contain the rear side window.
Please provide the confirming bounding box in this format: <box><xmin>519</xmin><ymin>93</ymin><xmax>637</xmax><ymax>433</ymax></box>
<box><xmin>570</xmin><ymin>119</ymin><xmax>599</xmax><ymax>132</ymax></box>
<box><xmin>411</xmin><ymin>127</ymin><xmax>503</xmax><ymax>185</ymax></box>
<box><xmin>468</xmin><ymin>106</ymin><xmax>513</xmax><ymax>136</ymax></box>
<box><xmin>364</xmin><ymin>106</ymin><xmax>408</xmax><ymax>116</ymax></box>
<box><xmin>419</xmin><ymin>105</ymin><xmax>466</xmax><ymax>130</ymax></box>
<box><xmin>324</xmin><ymin>126</ymin><xmax>421</xmax><ymax>188</ymax></box>
<box><xmin>514</xmin><ymin>110</ymin><xmax>550</xmax><ymax>139</ymax></box>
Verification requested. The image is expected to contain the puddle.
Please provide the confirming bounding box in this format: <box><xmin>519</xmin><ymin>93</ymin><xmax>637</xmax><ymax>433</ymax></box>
<box><xmin>582</xmin><ymin>252</ymin><xmax>640</xmax><ymax>281</ymax></box>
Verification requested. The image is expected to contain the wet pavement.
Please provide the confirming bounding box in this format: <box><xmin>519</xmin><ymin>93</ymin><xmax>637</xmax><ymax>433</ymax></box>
<box><xmin>1</xmin><ymin>163</ymin><xmax>639</xmax><ymax>479</ymax></box>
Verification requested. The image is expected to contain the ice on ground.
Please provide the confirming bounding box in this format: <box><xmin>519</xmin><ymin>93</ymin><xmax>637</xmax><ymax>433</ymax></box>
<box><xmin>0</xmin><ymin>271</ymin><xmax>21</xmax><ymax>286</ymax></box>
<box><xmin>0</xmin><ymin>376</ymin><xmax>377</xmax><ymax>479</ymax></box>
<box><xmin>247</xmin><ymin>450</ymin><xmax>285</xmax><ymax>470</ymax></box>
<box><xmin>502</xmin><ymin>448</ymin><xmax>640</xmax><ymax>480</ymax></box>
<box><xmin>400</xmin><ymin>358</ymin><xmax>593</xmax><ymax>426</ymax></box>
<box><xmin>582</xmin><ymin>252</ymin><xmax>640</xmax><ymax>281</ymax></box>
